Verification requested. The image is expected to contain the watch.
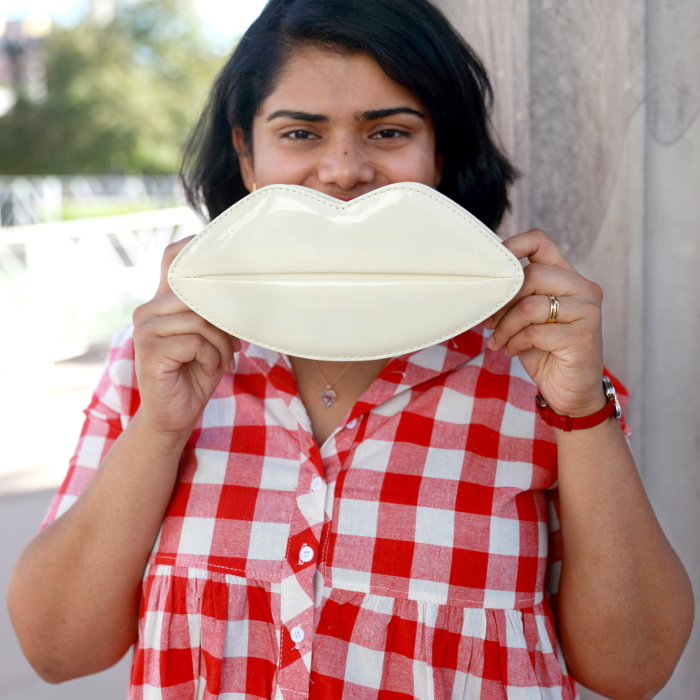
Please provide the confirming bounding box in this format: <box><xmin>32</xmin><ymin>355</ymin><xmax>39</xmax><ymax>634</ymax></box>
<box><xmin>535</xmin><ymin>376</ymin><xmax>622</xmax><ymax>431</ymax></box>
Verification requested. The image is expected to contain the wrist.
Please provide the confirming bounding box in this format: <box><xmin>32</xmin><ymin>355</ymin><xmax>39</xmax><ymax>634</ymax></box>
<box><xmin>129</xmin><ymin>410</ymin><xmax>195</xmax><ymax>452</ymax></box>
<box><xmin>536</xmin><ymin>377</ymin><xmax>621</xmax><ymax>431</ymax></box>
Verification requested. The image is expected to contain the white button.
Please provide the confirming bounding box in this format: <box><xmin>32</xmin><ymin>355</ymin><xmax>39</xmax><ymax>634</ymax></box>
<box><xmin>310</xmin><ymin>476</ymin><xmax>323</xmax><ymax>492</ymax></box>
<box><xmin>290</xmin><ymin>626</ymin><xmax>305</xmax><ymax>644</ymax></box>
<box><xmin>298</xmin><ymin>545</ymin><xmax>314</xmax><ymax>564</ymax></box>
<box><xmin>347</xmin><ymin>418</ymin><xmax>358</xmax><ymax>429</ymax></box>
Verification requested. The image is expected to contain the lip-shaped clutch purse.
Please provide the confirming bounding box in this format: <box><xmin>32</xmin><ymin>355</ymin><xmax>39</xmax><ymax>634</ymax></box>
<box><xmin>168</xmin><ymin>182</ymin><xmax>524</xmax><ymax>361</ymax></box>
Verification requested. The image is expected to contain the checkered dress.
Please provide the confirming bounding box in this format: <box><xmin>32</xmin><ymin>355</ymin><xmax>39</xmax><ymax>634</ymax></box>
<box><xmin>43</xmin><ymin>324</ymin><xmax>608</xmax><ymax>700</ymax></box>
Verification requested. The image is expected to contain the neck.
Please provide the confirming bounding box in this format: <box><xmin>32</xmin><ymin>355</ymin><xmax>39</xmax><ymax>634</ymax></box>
<box><xmin>288</xmin><ymin>356</ymin><xmax>389</xmax><ymax>445</ymax></box>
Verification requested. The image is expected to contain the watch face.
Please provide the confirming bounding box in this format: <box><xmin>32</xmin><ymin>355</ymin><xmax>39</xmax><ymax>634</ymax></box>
<box><xmin>602</xmin><ymin>376</ymin><xmax>622</xmax><ymax>420</ymax></box>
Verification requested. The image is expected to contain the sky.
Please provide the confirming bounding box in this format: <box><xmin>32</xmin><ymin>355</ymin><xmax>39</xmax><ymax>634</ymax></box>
<box><xmin>0</xmin><ymin>0</ymin><xmax>269</xmax><ymax>46</ymax></box>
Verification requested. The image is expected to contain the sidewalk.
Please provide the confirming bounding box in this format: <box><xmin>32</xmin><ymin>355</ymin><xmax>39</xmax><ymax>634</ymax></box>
<box><xmin>0</xmin><ymin>349</ymin><xmax>130</xmax><ymax>699</ymax></box>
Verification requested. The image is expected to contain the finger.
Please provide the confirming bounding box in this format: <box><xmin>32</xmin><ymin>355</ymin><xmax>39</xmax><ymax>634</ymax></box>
<box><xmin>133</xmin><ymin>290</ymin><xmax>192</xmax><ymax>324</ymax></box>
<box><xmin>502</xmin><ymin>229</ymin><xmax>577</xmax><ymax>272</ymax></box>
<box><xmin>135</xmin><ymin>311</ymin><xmax>238</xmax><ymax>373</ymax></box>
<box><xmin>483</xmin><ymin>263</ymin><xmax>601</xmax><ymax>330</ymax></box>
<box><xmin>157</xmin><ymin>236</ymin><xmax>195</xmax><ymax>294</ymax></box>
<box><xmin>153</xmin><ymin>333</ymin><xmax>228</xmax><ymax>378</ymax></box>
<box><xmin>134</xmin><ymin>293</ymin><xmax>242</xmax><ymax>363</ymax></box>
<box><xmin>487</xmin><ymin>295</ymin><xmax>598</xmax><ymax>352</ymax></box>
<box><xmin>139</xmin><ymin>332</ymin><xmax>227</xmax><ymax>378</ymax></box>
<box><xmin>135</xmin><ymin>286</ymin><xmax>242</xmax><ymax>352</ymax></box>
<box><xmin>501</xmin><ymin>317</ymin><xmax>601</xmax><ymax>363</ymax></box>
<box><xmin>519</xmin><ymin>263</ymin><xmax>602</xmax><ymax>301</ymax></box>
<box><xmin>139</xmin><ymin>311</ymin><xmax>236</xmax><ymax>353</ymax></box>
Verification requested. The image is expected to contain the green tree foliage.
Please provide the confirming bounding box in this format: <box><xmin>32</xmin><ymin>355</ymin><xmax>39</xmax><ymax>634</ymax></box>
<box><xmin>0</xmin><ymin>0</ymin><xmax>228</xmax><ymax>174</ymax></box>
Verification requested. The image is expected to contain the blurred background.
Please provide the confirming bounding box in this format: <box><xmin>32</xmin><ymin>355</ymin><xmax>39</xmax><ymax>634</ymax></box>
<box><xmin>1</xmin><ymin>1</ymin><xmax>698</xmax><ymax>699</ymax></box>
<box><xmin>0</xmin><ymin>0</ymin><xmax>268</xmax><ymax>363</ymax></box>
<box><xmin>0</xmin><ymin>1</ymin><xmax>264</xmax><ymax>698</ymax></box>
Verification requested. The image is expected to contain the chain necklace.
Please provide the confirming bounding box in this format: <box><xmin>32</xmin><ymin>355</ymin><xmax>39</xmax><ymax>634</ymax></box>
<box><xmin>312</xmin><ymin>360</ymin><xmax>355</xmax><ymax>407</ymax></box>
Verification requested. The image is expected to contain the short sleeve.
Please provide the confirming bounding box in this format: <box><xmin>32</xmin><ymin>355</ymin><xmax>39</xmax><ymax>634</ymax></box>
<box><xmin>545</xmin><ymin>487</ymin><xmax>563</xmax><ymax>609</ymax></box>
<box><xmin>41</xmin><ymin>326</ymin><xmax>140</xmax><ymax>528</ymax></box>
<box><xmin>609</xmin><ymin>371</ymin><xmax>631</xmax><ymax>438</ymax></box>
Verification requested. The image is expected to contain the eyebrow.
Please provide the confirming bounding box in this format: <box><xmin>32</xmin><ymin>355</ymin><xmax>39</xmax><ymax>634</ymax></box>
<box><xmin>362</xmin><ymin>107</ymin><xmax>425</xmax><ymax>121</ymax></box>
<box><xmin>267</xmin><ymin>110</ymin><xmax>327</xmax><ymax>122</ymax></box>
<box><xmin>266</xmin><ymin>107</ymin><xmax>426</xmax><ymax>122</ymax></box>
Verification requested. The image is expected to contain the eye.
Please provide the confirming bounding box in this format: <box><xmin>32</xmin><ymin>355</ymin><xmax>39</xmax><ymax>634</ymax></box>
<box><xmin>282</xmin><ymin>129</ymin><xmax>319</xmax><ymax>140</ymax></box>
<box><xmin>370</xmin><ymin>128</ymin><xmax>409</xmax><ymax>140</ymax></box>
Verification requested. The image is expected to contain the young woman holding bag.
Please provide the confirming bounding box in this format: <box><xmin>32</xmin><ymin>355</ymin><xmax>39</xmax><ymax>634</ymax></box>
<box><xmin>9</xmin><ymin>1</ymin><xmax>692</xmax><ymax>698</ymax></box>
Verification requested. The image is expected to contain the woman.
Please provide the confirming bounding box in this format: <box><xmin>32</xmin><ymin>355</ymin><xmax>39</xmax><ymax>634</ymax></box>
<box><xmin>8</xmin><ymin>0</ymin><xmax>693</xmax><ymax>698</ymax></box>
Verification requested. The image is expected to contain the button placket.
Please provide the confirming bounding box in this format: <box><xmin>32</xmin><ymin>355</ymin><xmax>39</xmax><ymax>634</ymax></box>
<box><xmin>297</xmin><ymin>465</ymin><xmax>326</xmax><ymax>528</ymax></box>
<box><xmin>298</xmin><ymin>544</ymin><xmax>314</xmax><ymax>566</ymax></box>
<box><xmin>290</xmin><ymin>625</ymin><xmax>305</xmax><ymax>649</ymax></box>
<box><xmin>276</xmin><ymin>449</ymin><xmax>324</xmax><ymax>683</ymax></box>
<box><xmin>278</xmin><ymin>568</ymin><xmax>316</xmax><ymax>685</ymax></box>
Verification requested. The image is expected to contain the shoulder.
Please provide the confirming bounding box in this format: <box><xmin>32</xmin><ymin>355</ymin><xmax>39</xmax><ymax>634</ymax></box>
<box><xmin>85</xmin><ymin>325</ymin><xmax>139</xmax><ymax>422</ymax></box>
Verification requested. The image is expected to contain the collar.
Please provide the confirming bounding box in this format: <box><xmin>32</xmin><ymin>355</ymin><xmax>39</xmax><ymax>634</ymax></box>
<box><xmin>240</xmin><ymin>327</ymin><xmax>491</xmax><ymax>423</ymax></box>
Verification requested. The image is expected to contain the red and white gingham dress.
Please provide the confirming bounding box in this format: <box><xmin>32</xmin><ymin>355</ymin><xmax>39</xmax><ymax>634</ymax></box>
<box><xmin>44</xmin><ymin>324</ymin><xmax>586</xmax><ymax>699</ymax></box>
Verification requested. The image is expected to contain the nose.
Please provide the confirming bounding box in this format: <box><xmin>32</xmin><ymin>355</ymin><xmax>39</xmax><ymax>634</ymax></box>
<box><xmin>316</xmin><ymin>138</ymin><xmax>374</xmax><ymax>192</ymax></box>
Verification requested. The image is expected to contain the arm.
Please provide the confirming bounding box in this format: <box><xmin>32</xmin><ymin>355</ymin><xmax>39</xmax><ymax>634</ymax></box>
<box><xmin>7</xmin><ymin>239</ymin><xmax>238</xmax><ymax>683</ymax></box>
<box><xmin>555</xmin><ymin>413</ymin><xmax>692</xmax><ymax>699</ymax></box>
<box><xmin>484</xmin><ymin>229</ymin><xmax>693</xmax><ymax>699</ymax></box>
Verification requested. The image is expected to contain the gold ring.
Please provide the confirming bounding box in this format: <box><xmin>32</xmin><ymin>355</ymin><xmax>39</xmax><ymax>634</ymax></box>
<box><xmin>546</xmin><ymin>295</ymin><xmax>560</xmax><ymax>323</ymax></box>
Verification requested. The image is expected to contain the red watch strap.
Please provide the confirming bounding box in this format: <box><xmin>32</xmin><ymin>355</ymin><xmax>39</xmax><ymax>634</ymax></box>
<box><xmin>535</xmin><ymin>377</ymin><xmax>621</xmax><ymax>431</ymax></box>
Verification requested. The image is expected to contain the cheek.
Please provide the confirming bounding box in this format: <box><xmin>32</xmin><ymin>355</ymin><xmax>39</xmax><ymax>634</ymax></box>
<box><xmin>392</xmin><ymin>138</ymin><xmax>439</xmax><ymax>180</ymax></box>
<box><xmin>253</xmin><ymin>145</ymin><xmax>303</xmax><ymax>185</ymax></box>
<box><xmin>261</xmin><ymin>161</ymin><xmax>311</xmax><ymax>187</ymax></box>
<box><xmin>396</xmin><ymin>150</ymin><xmax>441</xmax><ymax>185</ymax></box>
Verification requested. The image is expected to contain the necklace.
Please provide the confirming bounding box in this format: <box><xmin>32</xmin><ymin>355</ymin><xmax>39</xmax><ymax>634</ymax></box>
<box><xmin>312</xmin><ymin>360</ymin><xmax>354</xmax><ymax>407</ymax></box>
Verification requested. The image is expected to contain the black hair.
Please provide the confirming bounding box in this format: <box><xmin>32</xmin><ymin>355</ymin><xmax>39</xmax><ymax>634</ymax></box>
<box><xmin>180</xmin><ymin>0</ymin><xmax>517</xmax><ymax>229</ymax></box>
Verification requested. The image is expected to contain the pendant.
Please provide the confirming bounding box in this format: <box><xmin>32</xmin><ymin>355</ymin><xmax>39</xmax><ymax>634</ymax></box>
<box><xmin>319</xmin><ymin>388</ymin><xmax>337</xmax><ymax>407</ymax></box>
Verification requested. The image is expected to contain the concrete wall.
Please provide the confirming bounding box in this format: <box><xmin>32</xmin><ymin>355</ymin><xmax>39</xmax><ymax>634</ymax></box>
<box><xmin>437</xmin><ymin>1</ymin><xmax>700</xmax><ymax>697</ymax></box>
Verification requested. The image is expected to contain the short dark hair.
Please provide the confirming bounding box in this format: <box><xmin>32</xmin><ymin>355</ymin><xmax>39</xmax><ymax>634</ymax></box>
<box><xmin>180</xmin><ymin>0</ymin><xmax>516</xmax><ymax>229</ymax></box>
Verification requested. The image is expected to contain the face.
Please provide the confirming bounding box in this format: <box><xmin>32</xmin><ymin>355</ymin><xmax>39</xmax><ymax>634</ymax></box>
<box><xmin>234</xmin><ymin>46</ymin><xmax>443</xmax><ymax>200</ymax></box>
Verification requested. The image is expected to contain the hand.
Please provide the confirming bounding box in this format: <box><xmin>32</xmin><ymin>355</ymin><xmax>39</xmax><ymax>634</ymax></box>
<box><xmin>131</xmin><ymin>238</ymin><xmax>240</xmax><ymax>436</ymax></box>
<box><xmin>484</xmin><ymin>229</ymin><xmax>606</xmax><ymax>417</ymax></box>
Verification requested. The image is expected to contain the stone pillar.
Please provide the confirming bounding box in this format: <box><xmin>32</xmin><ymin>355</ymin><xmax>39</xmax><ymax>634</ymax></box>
<box><xmin>640</xmin><ymin>1</ymin><xmax>700</xmax><ymax>694</ymax></box>
<box><xmin>435</xmin><ymin>1</ymin><xmax>700</xmax><ymax>697</ymax></box>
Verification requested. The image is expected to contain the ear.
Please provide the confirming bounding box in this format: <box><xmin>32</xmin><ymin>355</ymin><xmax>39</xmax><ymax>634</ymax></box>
<box><xmin>232</xmin><ymin>127</ymin><xmax>255</xmax><ymax>192</ymax></box>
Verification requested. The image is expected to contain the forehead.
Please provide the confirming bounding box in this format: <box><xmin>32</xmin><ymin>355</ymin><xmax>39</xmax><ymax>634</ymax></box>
<box><xmin>258</xmin><ymin>45</ymin><xmax>425</xmax><ymax>117</ymax></box>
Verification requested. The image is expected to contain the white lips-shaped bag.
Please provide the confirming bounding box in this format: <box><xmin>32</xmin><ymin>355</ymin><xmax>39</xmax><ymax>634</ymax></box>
<box><xmin>168</xmin><ymin>182</ymin><xmax>524</xmax><ymax>361</ymax></box>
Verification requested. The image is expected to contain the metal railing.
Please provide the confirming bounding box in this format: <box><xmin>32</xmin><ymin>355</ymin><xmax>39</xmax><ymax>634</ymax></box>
<box><xmin>0</xmin><ymin>206</ymin><xmax>202</xmax><ymax>365</ymax></box>
<box><xmin>0</xmin><ymin>175</ymin><xmax>182</xmax><ymax>226</ymax></box>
